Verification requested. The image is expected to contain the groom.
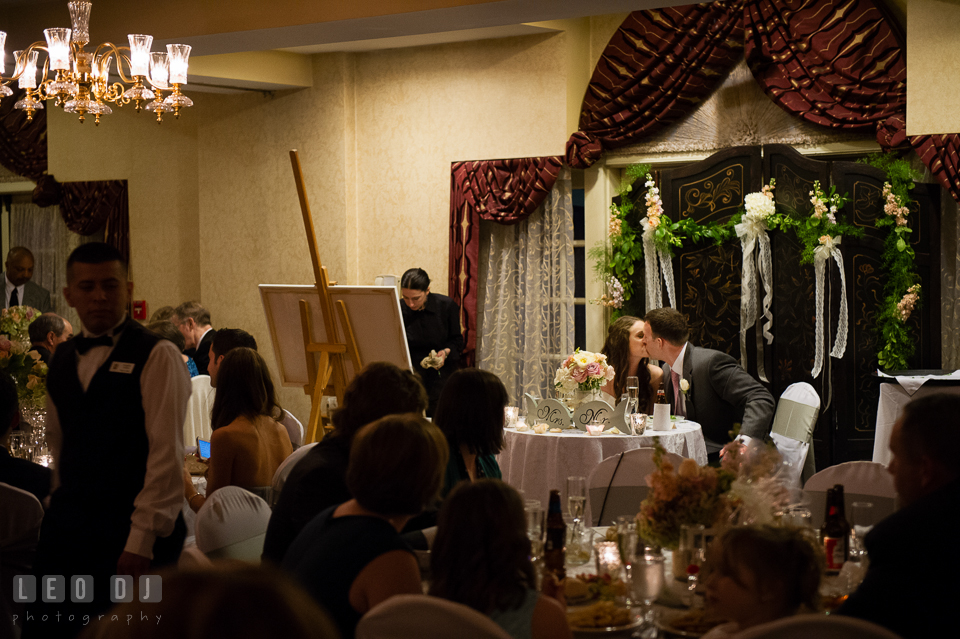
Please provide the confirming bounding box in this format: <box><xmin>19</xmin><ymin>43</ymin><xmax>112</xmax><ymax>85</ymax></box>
<box><xmin>642</xmin><ymin>307</ymin><xmax>774</xmax><ymax>459</ymax></box>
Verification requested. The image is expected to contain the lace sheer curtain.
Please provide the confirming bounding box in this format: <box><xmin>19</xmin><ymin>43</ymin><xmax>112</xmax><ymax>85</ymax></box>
<box><xmin>477</xmin><ymin>168</ymin><xmax>574</xmax><ymax>404</ymax></box>
<box><xmin>11</xmin><ymin>203</ymin><xmax>101</xmax><ymax>330</ymax></box>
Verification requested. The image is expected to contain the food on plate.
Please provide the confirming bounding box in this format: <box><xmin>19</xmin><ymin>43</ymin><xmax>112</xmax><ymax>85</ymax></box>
<box><xmin>567</xmin><ymin>601</ymin><xmax>631</xmax><ymax>629</ymax></box>
<box><xmin>662</xmin><ymin>608</ymin><xmax>725</xmax><ymax>635</ymax></box>
<box><xmin>563</xmin><ymin>573</ymin><xmax>627</xmax><ymax>604</ymax></box>
<box><xmin>564</xmin><ymin>577</ymin><xmax>590</xmax><ymax>602</ymax></box>
<box><xmin>604</xmin><ymin>526</ymin><xmax>619</xmax><ymax>542</ymax></box>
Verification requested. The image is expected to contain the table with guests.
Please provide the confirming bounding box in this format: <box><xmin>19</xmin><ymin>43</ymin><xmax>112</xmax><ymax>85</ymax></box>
<box><xmin>1</xmin><ymin>245</ymin><xmax>956</xmax><ymax>639</ymax></box>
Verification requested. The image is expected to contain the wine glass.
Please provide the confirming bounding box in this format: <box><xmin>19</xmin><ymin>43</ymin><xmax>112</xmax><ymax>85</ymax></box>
<box><xmin>679</xmin><ymin>524</ymin><xmax>706</xmax><ymax>603</ymax></box>
<box><xmin>849</xmin><ymin>501</ymin><xmax>874</xmax><ymax>561</ymax></box>
<box><xmin>626</xmin><ymin>376</ymin><xmax>640</xmax><ymax>414</ymax></box>
<box><xmin>631</xmin><ymin>552</ymin><xmax>664</xmax><ymax>625</ymax></box>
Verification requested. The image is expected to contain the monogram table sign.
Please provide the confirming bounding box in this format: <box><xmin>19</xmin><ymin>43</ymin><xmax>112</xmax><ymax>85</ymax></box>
<box><xmin>573</xmin><ymin>399</ymin><xmax>614</xmax><ymax>432</ymax></box>
<box><xmin>535</xmin><ymin>398</ymin><xmax>572</xmax><ymax>429</ymax></box>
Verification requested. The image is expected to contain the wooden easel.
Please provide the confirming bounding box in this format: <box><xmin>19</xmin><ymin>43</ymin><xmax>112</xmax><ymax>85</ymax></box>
<box><xmin>289</xmin><ymin>150</ymin><xmax>363</xmax><ymax>443</ymax></box>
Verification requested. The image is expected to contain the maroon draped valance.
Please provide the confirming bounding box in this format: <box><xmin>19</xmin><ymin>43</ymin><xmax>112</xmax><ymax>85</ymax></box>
<box><xmin>566</xmin><ymin>1</ymin><xmax>746</xmax><ymax>169</ymax></box>
<box><xmin>0</xmin><ymin>88</ymin><xmax>47</xmax><ymax>181</ymax></box>
<box><xmin>567</xmin><ymin>0</ymin><xmax>960</xmax><ymax>202</ymax></box>
<box><xmin>449</xmin><ymin>157</ymin><xmax>563</xmax><ymax>366</ymax></box>
<box><xmin>32</xmin><ymin>176</ymin><xmax>130</xmax><ymax>265</ymax></box>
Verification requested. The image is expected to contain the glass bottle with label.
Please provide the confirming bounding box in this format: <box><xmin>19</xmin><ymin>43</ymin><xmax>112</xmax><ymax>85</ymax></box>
<box><xmin>656</xmin><ymin>382</ymin><xmax>666</xmax><ymax>405</ymax></box>
<box><xmin>544</xmin><ymin>489</ymin><xmax>567</xmax><ymax>580</ymax></box>
<box><xmin>820</xmin><ymin>485</ymin><xmax>851</xmax><ymax>575</ymax></box>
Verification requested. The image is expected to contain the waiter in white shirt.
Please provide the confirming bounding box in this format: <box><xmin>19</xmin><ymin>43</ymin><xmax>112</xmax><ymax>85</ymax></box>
<box><xmin>26</xmin><ymin>243</ymin><xmax>190</xmax><ymax>639</ymax></box>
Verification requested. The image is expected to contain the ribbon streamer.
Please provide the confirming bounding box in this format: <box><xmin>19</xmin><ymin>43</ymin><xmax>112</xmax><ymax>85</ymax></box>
<box><xmin>811</xmin><ymin>236</ymin><xmax>848</xmax><ymax>379</ymax></box>
<box><xmin>641</xmin><ymin>219</ymin><xmax>676</xmax><ymax>312</ymax></box>
<box><xmin>735</xmin><ymin>217</ymin><xmax>775</xmax><ymax>381</ymax></box>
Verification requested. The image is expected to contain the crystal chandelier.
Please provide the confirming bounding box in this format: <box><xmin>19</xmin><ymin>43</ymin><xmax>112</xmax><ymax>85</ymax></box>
<box><xmin>0</xmin><ymin>1</ymin><xmax>193</xmax><ymax>124</ymax></box>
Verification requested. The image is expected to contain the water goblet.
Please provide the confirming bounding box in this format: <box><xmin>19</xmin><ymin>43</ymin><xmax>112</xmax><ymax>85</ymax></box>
<box><xmin>630</xmin><ymin>552</ymin><xmax>665</xmax><ymax>624</ymax></box>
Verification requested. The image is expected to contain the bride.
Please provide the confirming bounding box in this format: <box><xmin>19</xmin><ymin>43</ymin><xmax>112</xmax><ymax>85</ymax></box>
<box><xmin>600</xmin><ymin>316</ymin><xmax>663</xmax><ymax>414</ymax></box>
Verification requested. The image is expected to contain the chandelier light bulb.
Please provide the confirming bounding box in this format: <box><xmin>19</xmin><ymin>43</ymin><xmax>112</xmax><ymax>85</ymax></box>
<box><xmin>68</xmin><ymin>1</ymin><xmax>92</xmax><ymax>44</ymax></box>
<box><xmin>44</xmin><ymin>28</ymin><xmax>73</xmax><ymax>71</ymax></box>
<box><xmin>149</xmin><ymin>52</ymin><xmax>169</xmax><ymax>89</ymax></box>
<box><xmin>166</xmin><ymin>44</ymin><xmax>191</xmax><ymax>85</ymax></box>
<box><xmin>128</xmin><ymin>34</ymin><xmax>153</xmax><ymax>77</ymax></box>
<box><xmin>0</xmin><ymin>32</ymin><xmax>6</xmax><ymax>74</ymax></box>
<box><xmin>18</xmin><ymin>50</ymin><xmax>39</xmax><ymax>89</ymax></box>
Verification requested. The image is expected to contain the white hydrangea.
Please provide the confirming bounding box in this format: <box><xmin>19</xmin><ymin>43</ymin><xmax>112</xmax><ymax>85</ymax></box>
<box><xmin>744</xmin><ymin>192</ymin><xmax>776</xmax><ymax>219</ymax></box>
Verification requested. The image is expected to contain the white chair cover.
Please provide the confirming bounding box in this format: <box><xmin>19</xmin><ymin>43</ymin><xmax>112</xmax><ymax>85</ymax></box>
<box><xmin>1</xmin><ymin>482</ymin><xmax>44</xmax><ymax>637</ymax></box>
<box><xmin>735</xmin><ymin>613</ymin><xmax>904</xmax><ymax>639</ymax></box>
<box><xmin>586</xmin><ymin>447</ymin><xmax>684</xmax><ymax>526</ymax></box>
<box><xmin>803</xmin><ymin>461</ymin><xmax>897</xmax><ymax>529</ymax></box>
<box><xmin>771</xmin><ymin>382</ymin><xmax>820</xmax><ymax>488</ymax></box>
<box><xmin>278</xmin><ymin>409</ymin><xmax>304</xmax><ymax>448</ymax></box>
<box><xmin>184</xmin><ymin>374</ymin><xmax>215</xmax><ymax>447</ymax></box>
<box><xmin>177</xmin><ymin>544</ymin><xmax>213</xmax><ymax>570</ymax></box>
<box><xmin>270</xmin><ymin>442</ymin><xmax>317</xmax><ymax>505</ymax></box>
<box><xmin>356</xmin><ymin>594</ymin><xmax>512</xmax><ymax>639</ymax></box>
<box><xmin>195</xmin><ymin>486</ymin><xmax>272</xmax><ymax>562</ymax></box>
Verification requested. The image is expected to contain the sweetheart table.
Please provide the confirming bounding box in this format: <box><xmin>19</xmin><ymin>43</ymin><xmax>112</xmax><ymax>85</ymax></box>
<box><xmin>497</xmin><ymin>421</ymin><xmax>708</xmax><ymax>511</ymax></box>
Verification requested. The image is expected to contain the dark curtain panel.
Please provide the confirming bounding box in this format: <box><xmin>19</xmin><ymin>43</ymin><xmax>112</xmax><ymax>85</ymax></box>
<box><xmin>47</xmin><ymin>178</ymin><xmax>130</xmax><ymax>263</ymax></box>
<box><xmin>565</xmin><ymin>1</ymin><xmax>745</xmax><ymax>169</ymax></box>
<box><xmin>0</xmin><ymin>88</ymin><xmax>47</xmax><ymax>180</ymax></box>
<box><xmin>449</xmin><ymin>157</ymin><xmax>563</xmax><ymax>366</ymax></box>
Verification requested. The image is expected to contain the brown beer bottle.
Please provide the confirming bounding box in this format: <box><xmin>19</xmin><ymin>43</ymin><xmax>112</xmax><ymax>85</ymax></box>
<box><xmin>544</xmin><ymin>489</ymin><xmax>566</xmax><ymax>580</ymax></box>
<box><xmin>656</xmin><ymin>382</ymin><xmax>667</xmax><ymax>405</ymax></box>
<box><xmin>820</xmin><ymin>485</ymin><xmax>851</xmax><ymax>575</ymax></box>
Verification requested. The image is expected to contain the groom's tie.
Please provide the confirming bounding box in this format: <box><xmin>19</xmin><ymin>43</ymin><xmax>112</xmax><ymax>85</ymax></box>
<box><xmin>671</xmin><ymin>369</ymin><xmax>686</xmax><ymax>417</ymax></box>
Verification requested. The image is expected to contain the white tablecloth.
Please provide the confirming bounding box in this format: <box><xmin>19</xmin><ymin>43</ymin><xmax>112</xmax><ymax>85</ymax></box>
<box><xmin>873</xmin><ymin>379</ymin><xmax>960</xmax><ymax>465</ymax></box>
<box><xmin>498</xmin><ymin>421</ymin><xmax>707</xmax><ymax>510</ymax></box>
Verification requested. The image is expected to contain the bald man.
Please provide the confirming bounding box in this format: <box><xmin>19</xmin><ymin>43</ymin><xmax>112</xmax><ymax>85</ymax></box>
<box><xmin>3</xmin><ymin>246</ymin><xmax>53</xmax><ymax>313</ymax></box>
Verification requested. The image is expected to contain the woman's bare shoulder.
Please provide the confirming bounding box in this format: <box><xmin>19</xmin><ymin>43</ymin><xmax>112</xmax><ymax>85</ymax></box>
<box><xmin>648</xmin><ymin>363</ymin><xmax>664</xmax><ymax>384</ymax></box>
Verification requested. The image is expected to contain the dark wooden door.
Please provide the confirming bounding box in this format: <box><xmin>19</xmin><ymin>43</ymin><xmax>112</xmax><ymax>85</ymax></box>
<box><xmin>625</xmin><ymin>144</ymin><xmax>942</xmax><ymax>466</ymax></box>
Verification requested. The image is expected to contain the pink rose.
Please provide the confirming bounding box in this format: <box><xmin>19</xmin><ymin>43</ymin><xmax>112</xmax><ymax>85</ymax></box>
<box><xmin>585</xmin><ymin>362</ymin><xmax>603</xmax><ymax>378</ymax></box>
<box><xmin>571</xmin><ymin>368</ymin><xmax>589</xmax><ymax>383</ymax></box>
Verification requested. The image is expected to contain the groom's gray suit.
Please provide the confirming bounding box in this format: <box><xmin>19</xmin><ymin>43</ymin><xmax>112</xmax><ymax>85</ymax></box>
<box><xmin>663</xmin><ymin>343</ymin><xmax>775</xmax><ymax>453</ymax></box>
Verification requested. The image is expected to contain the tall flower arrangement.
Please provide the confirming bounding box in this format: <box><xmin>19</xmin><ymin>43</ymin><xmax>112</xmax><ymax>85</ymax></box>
<box><xmin>860</xmin><ymin>154</ymin><xmax>924</xmax><ymax>371</ymax></box>
<box><xmin>554</xmin><ymin>349</ymin><xmax>615</xmax><ymax>393</ymax></box>
<box><xmin>0</xmin><ymin>306</ymin><xmax>47</xmax><ymax>408</ymax></box>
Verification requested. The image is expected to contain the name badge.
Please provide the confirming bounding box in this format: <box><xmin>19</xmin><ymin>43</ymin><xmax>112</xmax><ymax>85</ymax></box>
<box><xmin>109</xmin><ymin>362</ymin><xmax>135</xmax><ymax>374</ymax></box>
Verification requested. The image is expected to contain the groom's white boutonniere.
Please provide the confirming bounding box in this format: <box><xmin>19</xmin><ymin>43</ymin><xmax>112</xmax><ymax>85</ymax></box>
<box><xmin>680</xmin><ymin>378</ymin><xmax>690</xmax><ymax>395</ymax></box>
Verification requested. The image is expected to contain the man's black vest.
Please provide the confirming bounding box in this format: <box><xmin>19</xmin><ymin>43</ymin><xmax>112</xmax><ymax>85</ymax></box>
<box><xmin>46</xmin><ymin>318</ymin><xmax>160</xmax><ymax>520</ymax></box>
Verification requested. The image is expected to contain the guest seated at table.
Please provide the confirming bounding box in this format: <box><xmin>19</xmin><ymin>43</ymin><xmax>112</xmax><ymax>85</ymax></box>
<box><xmin>78</xmin><ymin>565</ymin><xmax>339</xmax><ymax>639</ymax></box>
<box><xmin>147</xmin><ymin>320</ymin><xmax>199</xmax><ymax>376</ymax></box>
<box><xmin>0</xmin><ymin>373</ymin><xmax>51</xmax><ymax>505</ymax></box>
<box><xmin>702</xmin><ymin>525</ymin><xmax>822</xmax><ymax>639</ymax></box>
<box><xmin>262</xmin><ymin>361</ymin><xmax>428</xmax><ymax>564</ymax></box>
<box><xmin>836</xmin><ymin>393</ymin><xmax>960</xmax><ymax>639</ymax></box>
<box><xmin>283</xmin><ymin>414</ymin><xmax>448</xmax><ymax>639</ymax></box>
<box><xmin>600</xmin><ymin>315</ymin><xmax>662</xmax><ymax>412</ymax></box>
<box><xmin>434</xmin><ymin>368</ymin><xmax>506</xmax><ymax>497</ymax></box>
<box><xmin>430</xmin><ymin>479</ymin><xmax>573</xmax><ymax>639</ymax></box>
<box><xmin>183</xmin><ymin>347</ymin><xmax>292</xmax><ymax>512</ymax></box>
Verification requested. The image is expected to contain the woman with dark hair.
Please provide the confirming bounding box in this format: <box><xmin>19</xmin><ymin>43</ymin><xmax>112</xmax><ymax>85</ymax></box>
<box><xmin>600</xmin><ymin>315</ymin><xmax>663</xmax><ymax>413</ymax></box>
<box><xmin>433</xmin><ymin>368</ymin><xmax>506</xmax><ymax>497</ymax></box>
<box><xmin>400</xmin><ymin>267</ymin><xmax>464</xmax><ymax>416</ymax></box>
<box><xmin>262</xmin><ymin>361</ymin><xmax>428</xmax><ymax>564</ymax></box>
<box><xmin>430</xmin><ymin>479</ymin><xmax>573</xmax><ymax>639</ymax></box>
<box><xmin>284</xmin><ymin>414</ymin><xmax>449</xmax><ymax>638</ymax></box>
<box><xmin>183</xmin><ymin>347</ymin><xmax>292</xmax><ymax>512</ymax></box>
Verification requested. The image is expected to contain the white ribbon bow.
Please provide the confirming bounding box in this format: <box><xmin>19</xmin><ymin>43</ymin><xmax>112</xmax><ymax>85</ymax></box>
<box><xmin>812</xmin><ymin>235</ymin><xmax>848</xmax><ymax>379</ymax></box>
<box><xmin>735</xmin><ymin>215</ymin><xmax>774</xmax><ymax>381</ymax></box>
<box><xmin>642</xmin><ymin>219</ymin><xmax>676</xmax><ymax>312</ymax></box>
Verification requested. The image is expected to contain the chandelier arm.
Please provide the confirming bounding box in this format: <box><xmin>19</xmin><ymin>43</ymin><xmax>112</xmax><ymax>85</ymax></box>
<box><xmin>92</xmin><ymin>43</ymin><xmax>138</xmax><ymax>84</ymax></box>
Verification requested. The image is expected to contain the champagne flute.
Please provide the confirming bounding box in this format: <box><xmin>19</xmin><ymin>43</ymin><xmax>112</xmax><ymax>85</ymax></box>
<box><xmin>679</xmin><ymin>524</ymin><xmax>705</xmax><ymax>604</ymax></box>
<box><xmin>566</xmin><ymin>476</ymin><xmax>588</xmax><ymax>564</ymax></box>
<box><xmin>626</xmin><ymin>376</ymin><xmax>640</xmax><ymax>414</ymax></box>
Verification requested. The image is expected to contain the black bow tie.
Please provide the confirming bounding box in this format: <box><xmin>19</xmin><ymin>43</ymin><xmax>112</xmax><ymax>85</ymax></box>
<box><xmin>75</xmin><ymin>334</ymin><xmax>114</xmax><ymax>354</ymax></box>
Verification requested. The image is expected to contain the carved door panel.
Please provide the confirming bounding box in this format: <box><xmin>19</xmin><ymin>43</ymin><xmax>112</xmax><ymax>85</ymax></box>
<box><xmin>763</xmin><ymin>145</ymin><xmax>832</xmax><ymax>469</ymax></box>
<box><xmin>831</xmin><ymin>162</ymin><xmax>941</xmax><ymax>461</ymax></box>
<box><xmin>658</xmin><ymin>146</ymin><xmax>763</xmax><ymax>357</ymax></box>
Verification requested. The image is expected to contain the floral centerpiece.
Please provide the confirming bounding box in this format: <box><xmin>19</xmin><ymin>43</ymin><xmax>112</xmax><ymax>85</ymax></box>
<box><xmin>555</xmin><ymin>349</ymin><xmax>615</xmax><ymax>407</ymax></box>
<box><xmin>637</xmin><ymin>439</ymin><xmax>791</xmax><ymax>552</ymax></box>
<box><xmin>0</xmin><ymin>306</ymin><xmax>48</xmax><ymax>408</ymax></box>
